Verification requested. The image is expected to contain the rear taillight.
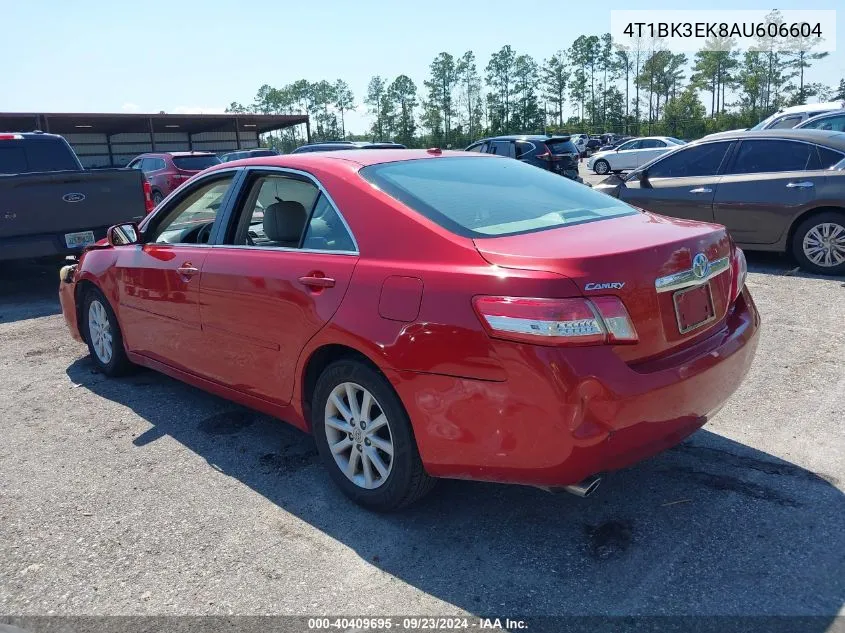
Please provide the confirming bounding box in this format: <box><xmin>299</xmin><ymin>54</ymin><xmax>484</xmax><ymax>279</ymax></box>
<box><xmin>472</xmin><ymin>296</ymin><xmax>638</xmax><ymax>346</ymax></box>
<box><xmin>0</xmin><ymin>133</ymin><xmax>23</xmax><ymax>140</ymax></box>
<box><xmin>143</xmin><ymin>180</ymin><xmax>154</xmax><ymax>214</ymax></box>
<box><xmin>731</xmin><ymin>248</ymin><xmax>747</xmax><ymax>302</ymax></box>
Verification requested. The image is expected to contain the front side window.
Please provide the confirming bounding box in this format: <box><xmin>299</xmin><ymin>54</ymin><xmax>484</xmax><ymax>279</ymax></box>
<box><xmin>767</xmin><ymin>115</ymin><xmax>802</xmax><ymax>130</ymax></box>
<box><xmin>228</xmin><ymin>173</ymin><xmax>355</xmax><ymax>252</ymax></box>
<box><xmin>728</xmin><ymin>140</ymin><xmax>822</xmax><ymax>174</ymax></box>
<box><xmin>360</xmin><ymin>156</ymin><xmax>636</xmax><ymax>238</ymax></box>
<box><xmin>488</xmin><ymin>141</ymin><xmax>513</xmax><ymax>156</ymax></box>
<box><xmin>149</xmin><ymin>175</ymin><xmax>234</xmax><ymax>244</ymax></box>
<box><xmin>465</xmin><ymin>143</ymin><xmax>484</xmax><ymax>153</ymax></box>
<box><xmin>646</xmin><ymin>142</ymin><xmax>732</xmax><ymax>179</ymax></box>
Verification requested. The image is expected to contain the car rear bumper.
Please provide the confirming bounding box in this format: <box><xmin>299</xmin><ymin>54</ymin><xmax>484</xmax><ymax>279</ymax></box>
<box><xmin>0</xmin><ymin>227</ymin><xmax>109</xmax><ymax>262</ymax></box>
<box><xmin>392</xmin><ymin>289</ymin><xmax>760</xmax><ymax>487</ymax></box>
<box><xmin>59</xmin><ymin>272</ymin><xmax>84</xmax><ymax>343</ymax></box>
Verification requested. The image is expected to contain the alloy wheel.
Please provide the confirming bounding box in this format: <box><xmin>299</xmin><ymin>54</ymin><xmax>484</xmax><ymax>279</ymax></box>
<box><xmin>803</xmin><ymin>222</ymin><xmax>845</xmax><ymax>268</ymax></box>
<box><xmin>87</xmin><ymin>299</ymin><xmax>113</xmax><ymax>364</ymax></box>
<box><xmin>324</xmin><ymin>382</ymin><xmax>394</xmax><ymax>490</ymax></box>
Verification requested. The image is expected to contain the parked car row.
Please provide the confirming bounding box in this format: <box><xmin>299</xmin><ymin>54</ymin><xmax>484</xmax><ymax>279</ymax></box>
<box><xmin>594</xmin><ymin>129</ymin><xmax>845</xmax><ymax>274</ymax></box>
<box><xmin>59</xmin><ymin>146</ymin><xmax>759</xmax><ymax>511</ymax></box>
<box><xmin>587</xmin><ymin>136</ymin><xmax>685</xmax><ymax>175</ymax></box>
<box><xmin>465</xmin><ymin>135</ymin><xmax>584</xmax><ymax>183</ymax></box>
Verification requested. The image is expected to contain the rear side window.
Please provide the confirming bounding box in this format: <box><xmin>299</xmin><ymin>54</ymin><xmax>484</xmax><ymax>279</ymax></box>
<box><xmin>816</xmin><ymin>146</ymin><xmax>845</xmax><ymax>169</ymax></box>
<box><xmin>488</xmin><ymin>141</ymin><xmax>513</xmax><ymax>156</ymax></box>
<box><xmin>515</xmin><ymin>141</ymin><xmax>535</xmax><ymax>159</ymax></box>
<box><xmin>360</xmin><ymin>157</ymin><xmax>636</xmax><ymax>238</ymax></box>
<box><xmin>646</xmin><ymin>142</ymin><xmax>732</xmax><ymax>178</ymax></box>
<box><xmin>728</xmin><ymin>140</ymin><xmax>823</xmax><ymax>173</ymax></box>
<box><xmin>546</xmin><ymin>140</ymin><xmax>578</xmax><ymax>155</ymax></box>
<box><xmin>0</xmin><ymin>138</ymin><xmax>79</xmax><ymax>174</ymax></box>
<box><xmin>173</xmin><ymin>155</ymin><xmax>221</xmax><ymax>171</ymax></box>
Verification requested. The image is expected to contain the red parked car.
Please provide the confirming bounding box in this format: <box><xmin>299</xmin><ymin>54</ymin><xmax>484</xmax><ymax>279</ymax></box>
<box><xmin>127</xmin><ymin>151</ymin><xmax>221</xmax><ymax>205</ymax></box>
<box><xmin>59</xmin><ymin>150</ymin><xmax>759</xmax><ymax>511</ymax></box>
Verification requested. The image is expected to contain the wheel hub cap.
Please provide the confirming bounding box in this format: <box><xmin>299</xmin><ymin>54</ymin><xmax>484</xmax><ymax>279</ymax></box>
<box><xmin>87</xmin><ymin>299</ymin><xmax>113</xmax><ymax>364</ymax></box>
<box><xmin>803</xmin><ymin>222</ymin><xmax>845</xmax><ymax>267</ymax></box>
<box><xmin>324</xmin><ymin>382</ymin><xmax>394</xmax><ymax>490</ymax></box>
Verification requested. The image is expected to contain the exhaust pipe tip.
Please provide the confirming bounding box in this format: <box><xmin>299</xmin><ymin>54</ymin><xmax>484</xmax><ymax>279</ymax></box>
<box><xmin>561</xmin><ymin>475</ymin><xmax>602</xmax><ymax>498</ymax></box>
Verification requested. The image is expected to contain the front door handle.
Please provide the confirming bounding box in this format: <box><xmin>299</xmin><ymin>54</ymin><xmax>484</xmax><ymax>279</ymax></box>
<box><xmin>176</xmin><ymin>263</ymin><xmax>199</xmax><ymax>276</ymax></box>
<box><xmin>689</xmin><ymin>187</ymin><xmax>713</xmax><ymax>194</ymax></box>
<box><xmin>786</xmin><ymin>181</ymin><xmax>814</xmax><ymax>188</ymax></box>
<box><xmin>299</xmin><ymin>274</ymin><xmax>336</xmax><ymax>289</ymax></box>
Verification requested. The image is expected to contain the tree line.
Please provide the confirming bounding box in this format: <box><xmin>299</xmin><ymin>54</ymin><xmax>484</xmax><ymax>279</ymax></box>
<box><xmin>225</xmin><ymin>10</ymin><xmax>843</xmax><ymax>151</ymax></box>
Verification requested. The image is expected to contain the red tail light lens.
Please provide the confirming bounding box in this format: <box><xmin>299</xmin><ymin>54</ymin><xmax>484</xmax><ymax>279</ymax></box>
<box><xmin>0</xmin><ymin>133</ymin><xmax>23</xmax><ymax>140</ymax></box>
<box><xmin>473</xmin><ymin>296</ymin><xmax>638</xmax><ymax>346</ymax></box>
<box><xmin>731</xmin><ymin>248</ymin><xmax>748</xmax><ymax>302</ymax></box>
<box><xmin>143</xmin><ymin>180</ymin><xmax>154</xmax><ymax>214</ymax></box>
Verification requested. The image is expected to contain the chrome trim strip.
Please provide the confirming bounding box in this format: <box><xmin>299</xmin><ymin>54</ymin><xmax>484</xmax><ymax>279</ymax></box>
<box><xmin>209</xmin><ymin>244</ymin><xmax>358</xmax><ymax>256</ymax></box>
<box><xmin>483</xmin><ymin>314</ymin><xmax>604</xmax><ymax>338</ymax></box>
<box><xmin>655</xmin><ymin>256</ymin><xmax>731</xmax><ymax>293</ymax></box>
<box><xmin>242</xmin><ymin>165</ymin><xmax>360</xmax><ymax>255</ymax></box>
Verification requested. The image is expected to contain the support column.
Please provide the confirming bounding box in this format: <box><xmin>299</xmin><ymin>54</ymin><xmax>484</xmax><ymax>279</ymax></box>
<box><xmin>305</xmin><ymin>118</ymin><xmax>311</xmax><ymax>143</ymax></box>
<box><xmin>234</xmin><ymin>117</ymin><xmax>242</xmax><ymax>149</ymax></box>
<box><xmin>148</xmin><ymin>117</ymin><xmax>157</xmax><ymax>151</ymax></box>
<box><xmin>106</xmin><ymin>133</ymin><xmax>114</xmax><ymax>166</ymax></box>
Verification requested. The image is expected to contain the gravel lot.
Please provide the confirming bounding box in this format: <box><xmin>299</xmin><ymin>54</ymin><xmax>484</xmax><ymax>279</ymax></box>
<box><xmin>1</xmin><ymin>183</ymin><xmax>843</xmax><ymax>625</ymax></box>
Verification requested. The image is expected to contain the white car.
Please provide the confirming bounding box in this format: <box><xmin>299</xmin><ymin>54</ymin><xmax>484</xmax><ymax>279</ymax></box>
<box><xmin>749</xmin><ymin>101</ymin><xmax>845</xmax><ymax>131</ymax></box>
<box><xmin>571</xmin><ymin>133</ymin><xmax>589</xmax><ymax>153</ymax></box>
<box><xmin>586</xmin><ymin>136</ymin><xmax>683</xmax><ymax>175</ymax></box>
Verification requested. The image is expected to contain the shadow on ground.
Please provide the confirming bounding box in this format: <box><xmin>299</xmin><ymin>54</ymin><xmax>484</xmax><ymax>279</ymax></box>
<box><xmin>66</xmin><ymin>357</ymin><xmax>845</xmax><ymax>625</ymax></box>
<box><xmin>0</xmin><ymin>260</ymin><xmax>63</xmax><ymax>323</ymax></box>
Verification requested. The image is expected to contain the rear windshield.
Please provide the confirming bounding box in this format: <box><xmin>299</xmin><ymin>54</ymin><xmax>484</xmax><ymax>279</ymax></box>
<box><xmin>0</xmin><ymin>138</ymin><xmax>80</xmax><ymax>174</ymax></box>
<box><xmin>172</xmin><ymin>155</ymin><xmax>221</xmax><ymax>171</ymax></box>
<box><xmin>360</xmin><ymin>156</ymin><xmax>636</xmax><ymax>238</ymax></box>
<box><xmin>546</xmin><ymin>140</ymin><xmax>578</xmax><ymax>155</ymax></box>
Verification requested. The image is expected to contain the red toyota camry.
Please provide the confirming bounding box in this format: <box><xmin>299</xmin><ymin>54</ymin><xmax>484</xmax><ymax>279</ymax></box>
<box><xmin>59</xmin><ymin>149</ymin><xmax>759</xmax><ymax>510</ymax></box>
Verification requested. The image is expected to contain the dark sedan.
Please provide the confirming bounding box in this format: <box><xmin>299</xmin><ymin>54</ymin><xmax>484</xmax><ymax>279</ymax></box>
<box><xmin>465</xmin><ymin>135</ymin><xmax>584</xmax><ymax>183</ymax></box>
<box><xmin>594</xmin><ymin>129</ymin><xmax>845</xmax><ymax>274</ymax></box>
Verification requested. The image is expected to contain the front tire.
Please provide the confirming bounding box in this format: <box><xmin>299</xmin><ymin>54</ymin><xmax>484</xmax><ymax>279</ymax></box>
<box><xmin>593</xmin><ymin>159</ymin><xmax>610</xmax><ymax>175</ymax></box>
<box><xmin>312</xmin><ymin>359</ymin><xmax>435</xmax><ymax>511</ymax></box>
<box><xmin>791</xmin><ymin>211</ymin><xmax>845</xmax><ymax>275</ymax></box>
<box><xmin>82</xmin><ymin>288</ymin><xmax>133</xmax><ymax>376</ymax></box>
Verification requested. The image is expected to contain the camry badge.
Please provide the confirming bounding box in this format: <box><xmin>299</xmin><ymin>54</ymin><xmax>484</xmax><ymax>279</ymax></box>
<box><xmin>584</xmin><ymin>282</ymin><xmax>625</xmax><ymax>291</ymax></box>
<box><xmin>692</xmin><ymin>253</ymin><xmax>710</xmax><ymax>279</ymax></box>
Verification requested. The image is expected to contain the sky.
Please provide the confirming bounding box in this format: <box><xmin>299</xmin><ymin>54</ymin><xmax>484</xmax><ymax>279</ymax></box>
<box><xmin>2</xmin><ymin>0</ymin><xmax>844</xmax><ymax>135</ymax></box>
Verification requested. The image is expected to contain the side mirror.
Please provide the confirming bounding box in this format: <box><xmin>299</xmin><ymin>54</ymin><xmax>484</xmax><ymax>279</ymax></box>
<box><xmin>639</xmin><ymin>168</ymin><xmax>652</xmax><ymax>188</ymax></box>
<box><xmin>107</xmin><ymin>222</ymin><xmax>141</xmax><ymax>246</ymax></box>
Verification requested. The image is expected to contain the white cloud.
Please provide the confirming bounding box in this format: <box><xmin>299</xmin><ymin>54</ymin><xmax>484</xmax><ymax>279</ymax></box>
<box><xmin>170</xmin><ymin>106</ymin><xmax>227</xmax><ymax>115</ymax></box>
<box><xmin>121</xmin><ymin>102</ymin><xmax>140</xmax><ymax>112</ymax></box>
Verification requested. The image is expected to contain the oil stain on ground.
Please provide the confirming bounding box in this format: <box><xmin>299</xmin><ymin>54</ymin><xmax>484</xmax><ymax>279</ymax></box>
<box><xmin>584</xmin><ymin>520</ymin><xmax>633</xmax><ymax>560</ymax></box>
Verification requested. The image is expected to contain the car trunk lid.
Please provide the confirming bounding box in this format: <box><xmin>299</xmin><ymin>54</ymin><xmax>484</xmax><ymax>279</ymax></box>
<box><xmin>473</xmin><ymin>211</ymin><xmax>734</xmax><ymax>362</ymax></box>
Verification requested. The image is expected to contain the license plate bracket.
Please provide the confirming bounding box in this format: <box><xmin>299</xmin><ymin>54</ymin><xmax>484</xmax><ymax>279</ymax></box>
<box><xmin>673</xmin><ymin>283</ymin><xmax>716</xmax><ymax>334</ymax></box>
<box><xmin>64</xmin><ymin>230</ymin><xmax>95</xmax><ymax>248</ymax></box>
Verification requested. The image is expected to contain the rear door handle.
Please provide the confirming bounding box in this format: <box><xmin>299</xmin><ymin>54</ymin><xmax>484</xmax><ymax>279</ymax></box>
<box><xmin>786</xmin><ymin>181</ymin><xmax>814</xmax><ymax>188</ymax></box>
<box><xmin>689</xmin><ymin>187</ymin><xmax>713</xmax><ymax>194</ymax></box>
<box><xmin>299</xmin><ymin>275</ymin><xmax>336</xmax><ymax>289</ymax></box>
<box><xmin>176</xmin><ymin>263</ymin><xmax>199</xmax><ymax>276</ymax></box>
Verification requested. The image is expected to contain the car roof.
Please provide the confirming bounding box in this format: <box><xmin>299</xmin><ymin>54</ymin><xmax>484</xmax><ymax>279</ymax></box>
<box><xmin>140</xmin><ymin>151</ymin><xmax>216</xmax><ymax>157</ymax></box>
<box><xmin>771</xmin><ymin>101</ymin><xmax>845</xmax><ymax>115</ymax></box>
<box><xmin>695</xmin><ymin>128</ymin><xmax>845</xmax><ymax>150</ymax></box>
<box><xmin>210</xmin><ymin>148</ymin><xmax>482</xmax><ymax>170</ymax></box>
<box><xmin>478</xmin><ymin>135</ymin><xmax>572</xmax><ymax>142</ymax></box>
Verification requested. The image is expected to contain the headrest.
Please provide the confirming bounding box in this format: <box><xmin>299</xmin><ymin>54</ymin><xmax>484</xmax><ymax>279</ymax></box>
<box><xmin>263</xmin><ymin>201</ymin><xmax>307</xmax><ymax>243</ymax></box>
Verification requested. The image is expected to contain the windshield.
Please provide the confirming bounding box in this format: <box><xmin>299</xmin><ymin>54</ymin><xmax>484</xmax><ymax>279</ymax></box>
<box><xmin>172</xmin><ymin>155</ymin><xmax>221</xmax><ymax>171</ymax></box>
<box><xmin>360</xmin><ymin>156</ymin><xmax>636</xmax><ymax>238</ymax></box>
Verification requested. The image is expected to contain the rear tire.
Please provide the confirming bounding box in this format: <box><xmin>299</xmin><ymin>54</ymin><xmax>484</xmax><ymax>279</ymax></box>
<box><xmin>312</xmin><ymin>359</ymin><xmax>435</xmax><ymax>511</ymax></box>
<box><xmin>791</xmin><ymin>211</ymin><xmax>845</xmax><ymax>275</ymax></box>
<box><xmin>152</xmin><ymin>190</ymin><xmax>164</xmax><ymax>205</ymax></box>
<box><xmin>82</xmin><ymin>287</ymin><xmax>133</xmax><ymax>377</ymax></box>
<box><xmin>593</xmin><ymin>159</ymin><xmax>610</xmax><ymax>175</ymax></box>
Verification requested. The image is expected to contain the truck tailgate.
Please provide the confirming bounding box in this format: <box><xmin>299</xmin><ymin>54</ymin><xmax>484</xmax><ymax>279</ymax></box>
<box><xmin>0</xmin><ymin>169</ymin><xmax>147</xmax><ymax>239</ymax></box>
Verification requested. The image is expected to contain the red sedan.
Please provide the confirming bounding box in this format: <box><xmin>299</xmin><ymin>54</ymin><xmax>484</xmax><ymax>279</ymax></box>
<box><xmin>59</xmin><ymin>149</ymin><xmax>760</xmax><ymax>511</ymax></box>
